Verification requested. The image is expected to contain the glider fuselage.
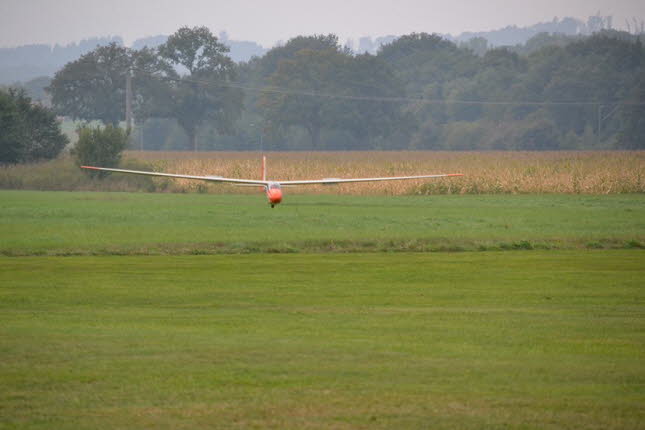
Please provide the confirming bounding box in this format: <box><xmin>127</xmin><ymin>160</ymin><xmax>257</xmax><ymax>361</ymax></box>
<box><xmin>266</xmin><ymin>182</ymin><xmax>283</xmax><ymax>207</ymax></box>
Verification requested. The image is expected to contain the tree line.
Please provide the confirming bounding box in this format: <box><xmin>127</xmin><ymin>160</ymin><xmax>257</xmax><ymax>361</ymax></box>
<box><xmin>2</xmin><ymin>25</ymin><xmax>644</xmax><ymax>163</ymax></box>
<box><xmin>53</xmin><ymin>27</ymin><xmax>644</xmax><ymax>150</ymax></box>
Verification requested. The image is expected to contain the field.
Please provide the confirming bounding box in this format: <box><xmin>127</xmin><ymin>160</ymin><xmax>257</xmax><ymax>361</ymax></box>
<box><xmin>1</xmin><ymin>251</ymin><xmax>644</xmax><ymax>429</ymax></box>
<box><xmin>1</xmin><ymin>186</ymin><xmax>644</xmax><ymax>428</ymax></box>
<box><xmin>136</xmin><ymin>151</ymin><xmax>645</xmax><ymax>195</ymax></box>
<box><xmin>1</xmin><ymin>191</ymin><xmax>644</xmax><ymax>255</ymax></box>
<box><xmin>1</xmin><ymin>151</ymin><xmax>644</xmax><ymax>194</ymax></box>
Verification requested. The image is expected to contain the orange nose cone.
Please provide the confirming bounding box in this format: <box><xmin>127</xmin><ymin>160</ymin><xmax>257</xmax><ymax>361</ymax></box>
<box><xmin>268</xmin><ymin>189</ymin><xmax>282</xmax><ymax>204</ymax></box>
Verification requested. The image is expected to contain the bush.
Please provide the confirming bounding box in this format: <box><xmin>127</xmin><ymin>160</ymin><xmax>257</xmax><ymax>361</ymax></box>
<box><xmin>0</xmin><ymin>156</ymin><xmax>157</xmax><ymax>192</ymax></box>
<box><xmin>74</xmin><ymin>125</ymin><xmax>128</xmax><ymax>177</ymax></box>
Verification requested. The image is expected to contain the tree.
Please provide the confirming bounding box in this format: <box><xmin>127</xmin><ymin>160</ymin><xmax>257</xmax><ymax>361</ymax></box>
<box><xmin>74</xmin><ymin>125</ymin><xmax>128</xmax><ymax>177</ymax></box>
<box><xmin>48</xmin><ymin>43</ymin><xmax>131</xmax><ymax>125</ymax></box>
<box><xmin>0</xmin><ymin>89</ymin><xmax>23</xmax><ymax>163</ymax></box>
<box><xmin>260</xmin><ymin>47</ymin><xmax>346</xmax><ymax>148</ymax></box>
<box><xmin>129</xmin><ymin>47</ymin><xmax>178</xmax><ymax>123</ymax></box>
<box><xmin>616</xmin><ymin>73</ymin><xmax>645</xmax><ymax>149</ymax></box>
<box><xmin>259</xmin><ymin>44</ymin><xmax>409</xmax><ymax>149</ymax></box>
<box><xmin>17</xmin><ymin>76</ymin><xmax>52</xmax><ymax>104</ymax></box>
<box><xmin>0</xmin><ymin>88</ymin><xmax>68</xmax><ymax>164</ymax></box>
<box><xmin>334</xmin><ymin>53</ymin><xmax>412</xmax><ymax>144</ymax></box>
<box><xmin>377</xmin><ymin>33</ymin><xmax>478</xmax><ymax>94</ymax></box>
<box><xmin>235</xmin><ymin>35</ymin><xmax>343</xmax><ymax>149</ymax></box>
<box><xmin>157</xmin><ymin>26</ymin><xmax>243</xmax><ymax>150</ymax></box>
<box><xmin>47</xmin><ymin>43</ymin><xmax>172</xmax><ymax>126</ymax></box>
<box><xmin>255</xmin><ymin>34</ymin><xmax>341</xmax><ymax>78</ymax></box>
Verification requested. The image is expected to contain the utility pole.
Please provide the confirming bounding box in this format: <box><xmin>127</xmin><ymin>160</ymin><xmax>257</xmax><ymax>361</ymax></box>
<box><xmin>597</xmin><ymin>104</ymin><xmax>602</xmax><ymax>146</ymax></box>
<box><xmin>597</xmin><ymin>104</ymin><xmax>620</xmax><ymax>147</ymax></box>
<box><xmin>250</xmin><ymin>123</ymin><xmax>264</xmax><ymax>153</ymax></box>
<box><xmin>125</xmin><ymin>67</ymin><xmax>133</xmax><ymax>132</ymax></box>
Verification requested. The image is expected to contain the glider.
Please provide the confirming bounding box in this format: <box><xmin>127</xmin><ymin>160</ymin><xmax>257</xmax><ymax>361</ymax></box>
<box><xmin>81</xmin><ymin>157</ymin><xmax>463</xmax><ymax>207</ymax></box>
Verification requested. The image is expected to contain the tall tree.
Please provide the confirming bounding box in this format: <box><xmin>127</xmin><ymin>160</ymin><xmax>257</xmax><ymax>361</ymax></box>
<box><xmin>256</xmin><ymin>34</ymin><xmax>341</xmax><ymax>78</ymax></box>
<box><xmin>157</xmin><ymin>26</ymin><xmax>243</xmax><ymax>150</ymax></box>
<box><xmin>236</xmin><ymin>35</ymin><xmax>342</xmax><ymax>148</ymax></box>
<box><xmin>47</xmin><ymin>43</ymin><xmax>130</xmax><ymax>125</ymax></box>
<box><xmin>260</xmin><ymin>46</ymin><xmax>409</xmax><ymax>148</ymax></box>
<box><xmin>377</xmin><ymin>33</ymin><xmax>478</xmax><ymax>95</ymax></box>
<box><xmin>0</xmin><ymin>89</ymin><xmax>23</xmax><ymax>163</ymax></box>
<box><xmin>0</xmin><ymin>88</ymin><xmax>68</xmax><ymax>164</ymax></box>
<box><xmin>616</xmin><ymin>72</ymin><xmax>645</xmax><ymax>149</ymax></box>
<box><xmin>130</xmin><ymin>47</ymin><xmax>178</xmax><ymax>123</ymax></box>
<box><xmin>260</xmin><ymin>48</ymin><xmax>346</xmax><ymax>148</ymax></box>
<box><xmin>333</xmin><ymin>53</ymin><xmax>412</xmax><ymax>144</ymax></box>
<box><xmin>47</xmin><ymin>43</ymin><xmax>171</xmax><ymax>126</ymax></box>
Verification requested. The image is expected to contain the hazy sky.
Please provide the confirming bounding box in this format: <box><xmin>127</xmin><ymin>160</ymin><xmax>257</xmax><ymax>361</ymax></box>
<box><xmin>1</xmin><ymin>0</ymin><xmax>644</xmax><ymax>48</ymax></box>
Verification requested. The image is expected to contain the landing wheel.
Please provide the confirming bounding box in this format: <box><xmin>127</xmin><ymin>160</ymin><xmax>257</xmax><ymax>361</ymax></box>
<box><xmin>271</xmin><ymin>204</ymin><xmax>275</xmax><ymax>208</ymax></box>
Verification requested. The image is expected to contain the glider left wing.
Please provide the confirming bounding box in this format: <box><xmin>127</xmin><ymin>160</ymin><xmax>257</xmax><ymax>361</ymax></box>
<box><xmin>80</xmin><ymin>166</ymin><xmax>269</xmax><ymax>186</ymax></box>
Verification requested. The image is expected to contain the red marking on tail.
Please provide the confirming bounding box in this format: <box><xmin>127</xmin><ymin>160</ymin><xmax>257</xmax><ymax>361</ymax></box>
<box><xmin>261</xmin><ymin>156</ymin><xmax>266</xmax><ymax>181</ymax></box>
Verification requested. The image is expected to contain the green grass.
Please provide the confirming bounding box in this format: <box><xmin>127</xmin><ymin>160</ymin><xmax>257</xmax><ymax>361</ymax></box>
<box><xmin>1</xmin><ymin>190</ymin><xmax>644</xmax><ymax>255</ymax></box>
<box><xmin>1</xmin><ymin>251</ymin><xmax>643</xmax><ymax>429</ymax></box>
<box><xmin>1</xmin><ymin>190</ymin><xmax>643</xmax><ymax>427</ymax></box>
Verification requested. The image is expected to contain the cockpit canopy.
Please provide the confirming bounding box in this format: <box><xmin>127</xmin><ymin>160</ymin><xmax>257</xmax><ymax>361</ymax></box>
<box><xmin>268</xmin><ymin>183</ymin><xmax>281</xmax><ymax>190</ymax></box>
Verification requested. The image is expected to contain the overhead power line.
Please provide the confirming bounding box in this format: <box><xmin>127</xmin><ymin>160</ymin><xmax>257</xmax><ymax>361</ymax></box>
<box><xmin>145</xmin><ymin>71</ymin><xmax>645</xmax><ymax>107</ymax></box>
<box><xmin>52</xmin><ymin>67</ymin><xmax>645</xmax><ymax>107</ymax></box>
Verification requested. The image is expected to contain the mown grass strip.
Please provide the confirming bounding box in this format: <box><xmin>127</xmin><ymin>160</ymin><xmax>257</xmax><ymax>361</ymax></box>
<box><xmin>1</xmin><ymin>237</ymin><xmax>643</xmax><ymax>257</ymax></box>
<box><xmin>1</xmin><ymin>191</ymin><xmax>643</xmax><ymax>256</ymax></box>
<box><xmin>1</xmin><ymin>251</ymin><xmax>643</xmax><ymax>429</ymax></box>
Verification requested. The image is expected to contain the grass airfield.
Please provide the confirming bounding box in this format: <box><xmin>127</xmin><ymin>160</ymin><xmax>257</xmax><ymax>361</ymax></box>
<box><xmin>1</xmin><ymin>190</ymin><xmax>644</xmax><ymax>255</ymax></box>
<box><xmin>1</xmin><ymin>190</ymin><xmax>644</xmax><ymax>428</ymax></box>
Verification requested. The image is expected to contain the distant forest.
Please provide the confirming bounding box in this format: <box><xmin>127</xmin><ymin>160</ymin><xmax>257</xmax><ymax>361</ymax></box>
<box><xmin>2</xmin><ymin>14</ymin><xmax>637</xmax><ymax>86</ymax></box>
<box><xmin>2</xmin><ymin>15</ymin><xmax>644</xmax><ymax>151</ymax></box>
<box><xmin>0</xmin><ymin>32</ymin><xmax>266</xmax><ymax>85</ymax></box>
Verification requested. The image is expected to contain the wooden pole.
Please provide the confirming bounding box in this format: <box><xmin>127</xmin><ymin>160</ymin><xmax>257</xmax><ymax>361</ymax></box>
<box><xmin>125</xmin><ymin>68</ymin><xmax>133</xmax><ymax>131</ymax></box>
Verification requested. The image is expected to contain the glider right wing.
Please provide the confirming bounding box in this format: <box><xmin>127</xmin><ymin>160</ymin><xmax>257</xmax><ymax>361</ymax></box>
<box><xmin>279</xmin><ymin>173</ymin><xmax>463</xmax><ymax>185</ymax></box>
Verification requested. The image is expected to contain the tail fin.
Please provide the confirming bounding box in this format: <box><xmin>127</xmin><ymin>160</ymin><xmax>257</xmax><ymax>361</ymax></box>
<box><xmin>261</xmin><ymin>156</ymin><xmax>266</xmax><ymax>181</ymax></box>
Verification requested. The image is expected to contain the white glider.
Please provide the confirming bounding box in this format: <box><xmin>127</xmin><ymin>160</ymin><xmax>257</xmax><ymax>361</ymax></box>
<box><xmin>82</xmin><ymin>157</ymin><xmax>463</xmax><ymax>207</ymax></box>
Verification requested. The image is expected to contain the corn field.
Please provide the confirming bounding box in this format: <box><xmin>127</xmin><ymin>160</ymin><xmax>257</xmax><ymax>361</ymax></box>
<box><xmin>128</xmin><ymin>151</ymin><xmax>645</xmax><ymax>195</ymax></box>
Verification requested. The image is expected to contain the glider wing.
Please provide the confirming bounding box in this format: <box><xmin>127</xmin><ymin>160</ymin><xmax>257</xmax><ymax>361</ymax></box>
<box><xmin>80</xmin><ymin>166</ymin><xmax>269</xmax><ymax>186</ymax></box>
<box><xmin>280</xmin><ymin>173</ymin><xmax>463</xmax><ymax>185</ymax></box>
